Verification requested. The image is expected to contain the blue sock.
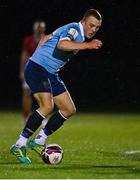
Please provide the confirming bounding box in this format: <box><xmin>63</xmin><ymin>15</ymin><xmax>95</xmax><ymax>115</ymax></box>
<box><xmin>21</xmin><ymin>110</ymin><xmax>45</xmax><ymax>138</ymax></box>
<box><xmin>43</xmin><ymin>111</ymin><xmax>68</xmax><ymax>136</ymax></box>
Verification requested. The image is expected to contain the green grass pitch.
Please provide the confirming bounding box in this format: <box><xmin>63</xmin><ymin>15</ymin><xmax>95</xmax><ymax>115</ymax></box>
<box><xmin>1</xmin><ymin>111</ymin><xmax>140</xmax><ymax>179</ymax></box>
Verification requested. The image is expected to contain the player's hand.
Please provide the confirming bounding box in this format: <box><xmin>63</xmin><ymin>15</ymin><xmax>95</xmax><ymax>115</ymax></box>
<box><xmin>87</xmin><ymin>39</ymin><xmax>103</xmax><ymax>49</ymax></box>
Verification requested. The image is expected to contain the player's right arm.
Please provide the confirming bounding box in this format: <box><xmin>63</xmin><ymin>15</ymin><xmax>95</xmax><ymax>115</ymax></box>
<box><xmin>57</xmin><ymin>39</ymin><xmax>102</xmax><ymax>51</ymax></box>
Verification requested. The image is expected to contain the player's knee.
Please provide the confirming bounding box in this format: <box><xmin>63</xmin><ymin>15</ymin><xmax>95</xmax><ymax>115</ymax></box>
<box><xmin>71</xmin><ymin>106</ymin><xmax>76</xmax><ymax>115</ymax></box>
<box><xmin>64</xmin><ymin>106</ymin><xmax>76</xmax><ymax>117</ymax></box>
<box><xmin>40</xmin><ymin>103</ymin><xmax>54</xmax><ymax>116</ymax></box>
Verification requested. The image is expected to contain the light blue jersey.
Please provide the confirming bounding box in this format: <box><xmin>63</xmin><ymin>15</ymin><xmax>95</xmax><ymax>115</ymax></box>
<box><xmin>30</xmin><ymin>22</ymin><xmax>85</xmax><ymax>74</ymax></box>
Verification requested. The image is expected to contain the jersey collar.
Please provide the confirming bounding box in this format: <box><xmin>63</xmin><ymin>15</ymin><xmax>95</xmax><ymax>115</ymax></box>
<box><xmin>78</xmin><ymin>22</ymin><xmax>85</xmax><ymax>40</ymax></box>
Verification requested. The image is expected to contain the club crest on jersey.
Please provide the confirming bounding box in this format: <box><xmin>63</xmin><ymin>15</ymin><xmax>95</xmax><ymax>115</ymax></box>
<box><xmin>67</xmin><ymin>28</ymin><xmax>78</xmax><ymax>40</ymax></box>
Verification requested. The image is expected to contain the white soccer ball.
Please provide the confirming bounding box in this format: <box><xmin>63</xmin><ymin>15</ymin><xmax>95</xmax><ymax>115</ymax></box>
<box><xmin>41</xmin><ymin>144</ymin><xmax>63</xmax><ymax>165</ymax></box>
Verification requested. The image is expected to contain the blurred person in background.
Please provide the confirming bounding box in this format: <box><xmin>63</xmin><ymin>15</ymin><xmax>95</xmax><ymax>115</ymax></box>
<box><xmin>19</xmin><ymin>20</ymin><xmax>46</xmax><ymax>123</ymax></box>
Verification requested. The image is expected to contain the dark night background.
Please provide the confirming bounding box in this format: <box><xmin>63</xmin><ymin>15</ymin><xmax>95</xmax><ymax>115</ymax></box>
<box><xmin>0</xmin><ymin>0</ymin><xmax>139</xmax><ymax>112</ymax></box>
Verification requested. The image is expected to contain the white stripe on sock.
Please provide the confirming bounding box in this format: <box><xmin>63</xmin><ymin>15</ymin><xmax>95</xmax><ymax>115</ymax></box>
<box><xmin>58</xmin><ymin>110</ymin><xmax>68</xmax><ymax>120</ymax></box>
<box><xmin>36</xmin><ymin>109</ymin><xmax>46</xmax><ymax>119</ymax></box>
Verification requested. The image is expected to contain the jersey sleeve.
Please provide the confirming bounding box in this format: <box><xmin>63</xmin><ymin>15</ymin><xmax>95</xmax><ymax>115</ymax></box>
<box><xmin>59</xmin><ymin>27</ymin><xmax>79</xmax><ymax>41</ymax></box>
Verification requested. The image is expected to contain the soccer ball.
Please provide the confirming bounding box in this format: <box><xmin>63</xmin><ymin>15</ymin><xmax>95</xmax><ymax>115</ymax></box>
<box><xmin>41</xmin><ymin>144</ymin><xmax>63</xmax><ymax>164</ymax></box>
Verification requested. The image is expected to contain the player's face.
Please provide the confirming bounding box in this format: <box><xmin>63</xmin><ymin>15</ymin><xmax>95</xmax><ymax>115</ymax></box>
<box><xmin>82</xmin><ymin>16</ymin><xmax>102</xmax><ymax>39</ymax></box>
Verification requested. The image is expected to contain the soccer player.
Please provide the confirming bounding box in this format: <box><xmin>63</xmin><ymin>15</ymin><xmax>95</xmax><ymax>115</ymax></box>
<box><xmin>10</xmin><ymin>9</ymin><xmax>103</xmax><ymax>164</ymax></box>
<box><xmin>19</xmin><ymin>20</ymin><xmax>46</xmax><ymax>123</ymax></box>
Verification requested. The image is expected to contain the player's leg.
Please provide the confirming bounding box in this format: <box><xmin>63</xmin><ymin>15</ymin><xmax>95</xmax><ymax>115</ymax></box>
<box><xmin>11</xmin><ymin>92</ymin><xmax>53</xmax><ymax>162</ymax></box>
<box><xmin>32</xmin><ymin>91</ymin><xmax>76</xmax><ymax>152</ymax></box>
<box><xmin>19</xmin><ymin>61</ymin><xmax>54</xmax><ymax>141</ymax></box>
<box><xmin>22</xmin><ymin>86</ymin><xmax>32</xmax><ymax>124</ymax></box>
<box><xmin>43</xmin><ymin>91</ymin><xmax>76</xmax><ymax>135</ymax></box>
<box><xmin>21</xmin><ymin>92</ymin><xmax>53</xmax><ymax>140</ymax></box>
<box><xmin>26</xmin><ymin>92</ymin><xmax>54</xmax><ymax>155</ymax></box>
<box><xmin>54</xmin><ymin>90</ymin><xmax>76</xmax><ymax>117</ymax></box>
<box><xmin>32</xmin><ymin>74</ymin><xmax>76</xmax><ymax>144</ymax></box>
<box><xmin>10</xmin><ymin>92</ymin><xmax>53</xmax><ymax>163</ymax></box>
<box><xmin>10</xmin><ymin>60</ymin><xmax>53</xmax><ymax>163</ymax></box>
<box><xmin>20</xmin><ymin>91</ymin><xmax>53</xmax><ymax>140</ymax></box>
<box><xmin>27</xmin><ymin>70</ymin><xmax>76</xmax><ymax>156</ymax></box>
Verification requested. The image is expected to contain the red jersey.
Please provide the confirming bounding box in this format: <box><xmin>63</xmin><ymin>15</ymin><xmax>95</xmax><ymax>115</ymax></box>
<box><xmin>22</xmin><ymin>35</ymin><xmax>41</xmax><ymax>64</ymax></box>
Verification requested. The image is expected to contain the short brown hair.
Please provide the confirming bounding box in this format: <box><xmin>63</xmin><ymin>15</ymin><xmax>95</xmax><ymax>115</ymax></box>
<box><xmin>83</xmin><ymin>9</ymin><xmax>102</xmax><ymax>21</ymax></box>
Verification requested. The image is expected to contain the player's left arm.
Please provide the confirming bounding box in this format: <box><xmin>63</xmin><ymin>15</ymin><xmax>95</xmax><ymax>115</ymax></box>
<box><xmin>57</xmin><ymin>28</ymin><xmax>102</xmax><ymax>51</ymax></box>
<box><xmin>36</xmin><ymin>34</ymin><xmax>52</xmax><ymax>49</ymax></box>
<box><xmin>57</xmin><ymin>39</ymin><xmax>102</xmax><ymax>51</ymax></box>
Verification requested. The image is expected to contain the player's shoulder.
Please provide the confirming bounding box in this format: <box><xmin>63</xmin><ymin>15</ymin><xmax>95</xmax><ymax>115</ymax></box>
<box><xmin>65</xmin><ymin>22</ymin><xmax>80</xmax><ymax>30</ymax></box>
<box><xmin>53</xmin><ymin>22</ymin><xmax>81</xmax><ymax>39</ymax></box>
<box><xmin>58</xmin><ymin>22</ymin><xmax>80</xmax><ymax>37</ymax></box>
